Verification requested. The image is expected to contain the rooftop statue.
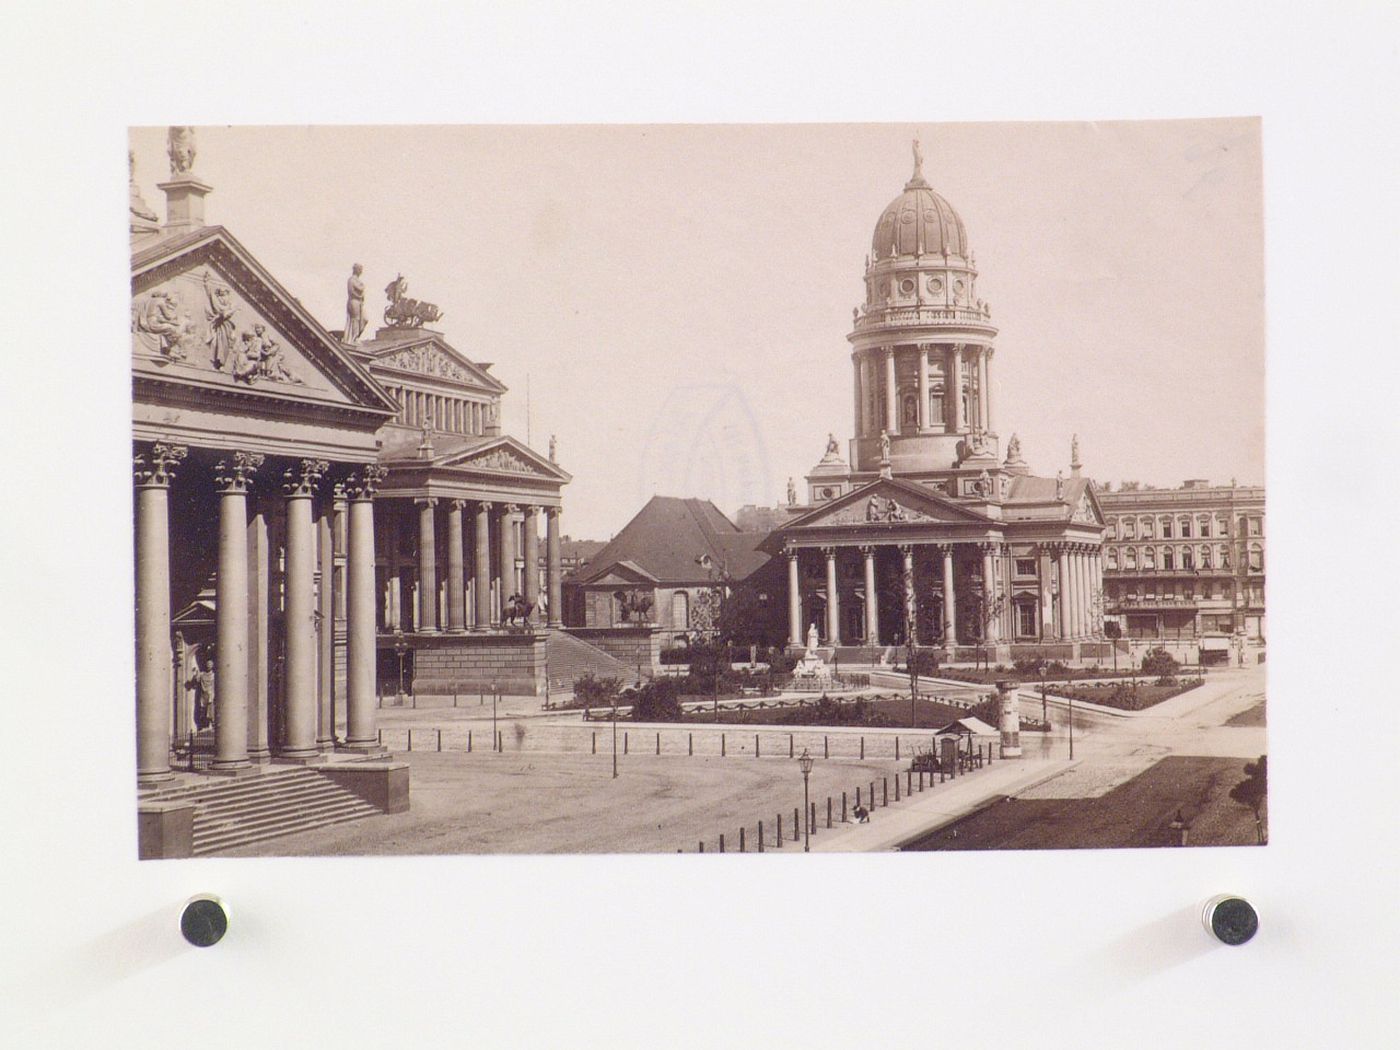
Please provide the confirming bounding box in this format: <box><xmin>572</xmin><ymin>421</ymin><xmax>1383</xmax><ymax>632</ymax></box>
<box><xmin>383</xmin><ymin>274</ymin><xmax>443</xmax><ymax>328</ymax></box>
<box><xmin>128</xmin><ymin>150</ymin><xmax>157</xmax><ymax>223</ymax></box>
<box><xmin>344</xmin><ymin>264</ymin><xmax>367</xmax><ymax>342</ymax></box>
<box><xmin>825</xmin><ymin>433</ymin><xmax>840</xmax><ymax>456</ymax></box>
<box><xmin>1005</xmin><ymin>433</ymin><xmax>1023</xmax><ymax>462</ymax></box>
<box><xmin>167</xmin><ymin>126</ymin><xmax>197</xmax><ymax>176</ymax></box>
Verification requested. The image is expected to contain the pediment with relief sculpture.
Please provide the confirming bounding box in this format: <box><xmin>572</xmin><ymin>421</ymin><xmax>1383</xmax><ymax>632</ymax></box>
<box><xmin>783</xmin><ymin>478</ymin><xmax>993</xmax><ymax>532</ymax></box>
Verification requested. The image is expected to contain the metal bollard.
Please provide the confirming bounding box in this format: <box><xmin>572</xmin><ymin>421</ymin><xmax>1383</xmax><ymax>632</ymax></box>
<box><xmin>870</xmin><ymin>782</ymin><xmax>875</xmax><ymax>810</ymax></box>
<box><xmin>437</xmin><ymin>729</ymin><xmax>442</xmax><ymax>752</ymax></box>
<box><xmin>860</xmin><ymin>736</ymin><xmax>865</xmax><ymax>760</ymax></box>
<box><xmin>789</xmin><ymin>734</ymin><xmax>794</xmax><ymax>758</ymax></box>
<box><xmin>896</xmin><ymin>738</ymin><xmax>900</xmax><ymax>761</ymax></box>
<box><xmin>777</xmin><ymin>814</ymin><xmax>783</xmax><ymax>844</ymax></box>
<box><xmin>699</xmin><ymin>841</ymin><xmax>704</xmax><ymax>853</ymax></box>
<box><xmin>497</xmin><ymin>730</ymin><xmax>503</xmax><ymax>753</ymax></box>
<box><xmin>739</xmin><ymin>827</ymin><xmax>745</xmax><ymax>852</ymax></box>
<box><xmin>758</xmin><ymin>820</ymin><xmax>764</xmax><ymax>852</ymax></box>
<box><xmin>453</xmin><ymin>691</ymin><xmax>458</xmax><ymax>708</ymax></box>
<box><xmin>719</xmin><ymin>834</ymin><xmax>725</xmax><ymax>854</ymax></box>
<box><xmin>827</xmin><ymin>797</ymin><xmax>833</xmax><ymax>828</ymax></box>
<box><xmin>407</xmin><ymin>729</ymin><xmax>412</xmax><ymax>752</ymax></box>
<box><xmin>624</xmin><ymin>732</ymin><xmax>629</xmax><ymax>755</ymax></box>
<box><xmin>755</xmin><ymin>734</ymin><xmax>760</xmax><ymax>758</ymax></box>
<box><xmin>591</xmin><ymin>731</ymin><xmax>596</xmax><ymax>754</ymax></box>
<box><xmin>688</xmin><ymin>732</ymin><xmax>693</xmax><ymax>756</ymax></box>
<box><xmin>377</xmin><ymin>728</ymin><xmax>383</xmax><ymax>745</ymax></box>
<box><xmin>824</xmin><ymin>735</ymin><xmax>829</xmax><ymax>759</ymax></box>
<box><xmin>856</xmin><ymin>786</ymin><xmax>862</xmax><ymax>810</ymax></box>
<box><xmin>895</xmin><ymin>777</ymin><xmax>901</xmax><ymax>802</ymax></box>
<box><xmin>656</xmin><ymin>732</ymin><xmax>660</xmax><ymax>756</ymax></box>
<box><xmin>882</xmin><ymin>777</ymin><xmax>888</xmax><ymax>807</ymax></box>
<box><xmin>722</xmin><ymin>734</ymin><xmax>726</xmax><ymax>757</ymax></box>
<box><xmin>468</xmin><ymin>730</ymin><xmax>473</xmax><ymax>753</ymax></box>
<box><xmin>842</xmin><ymin>792</ymin><xmax>848</xmax><ymax>822</ymax></box>
<box><xmin>793</xmin><ymin>808</ymin><xmax>800</xmax><ymax>842</ymax></box>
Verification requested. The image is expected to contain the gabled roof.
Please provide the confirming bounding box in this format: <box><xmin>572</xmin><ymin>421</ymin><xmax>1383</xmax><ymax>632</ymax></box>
<box><xmin>379</xmin><ymin>431</ymin><xmax>572</xmax><ymax>483</ymax></box>
<box><xmin>1003</xmin><ymin>474</ymin><xmax>1103</xmax><ymax>525</ymax></box>
<box><xmin>131</xmin><ymin>225</ymin><xmax>397</xmax><ymax>416</ymax></box>
<box><xmin>778</xmin><ymin>476</ymin><xmax>995</xmax><ymax>533</ymax></box>
<box><xmin>357</xmin><ymin>328</ymin><xmax>508</xmax><ymax>395</ymax></box>
<box><xmin>572</xmin><ymin>496</ymin><xmax>770</xmax><ymax>586</ymax></box>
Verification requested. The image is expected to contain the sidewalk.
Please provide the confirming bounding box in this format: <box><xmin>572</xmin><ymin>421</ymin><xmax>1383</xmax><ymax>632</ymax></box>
<box><xmin>810</xmin><ymin>756</ymin><xmax>1075</xmax><ymax>852</ymax></box>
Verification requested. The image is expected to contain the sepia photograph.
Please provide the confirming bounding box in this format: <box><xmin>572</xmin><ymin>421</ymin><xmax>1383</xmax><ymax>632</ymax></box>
<box><xmin>129</xmin><ymin>120</ymin><xmax>1266</xmax><ymax>858</ymax></box>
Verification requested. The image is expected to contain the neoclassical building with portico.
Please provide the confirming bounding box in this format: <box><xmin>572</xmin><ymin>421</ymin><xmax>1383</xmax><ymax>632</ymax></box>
<box><xmin>131</xmin><ymin>129</ymin><xmax>574</xmax><ymax>803</ymax></box>
<box><xmin>767</xmin><ymin>144</ymin><xmax>1107</xmax><ymax>661</ymax></box>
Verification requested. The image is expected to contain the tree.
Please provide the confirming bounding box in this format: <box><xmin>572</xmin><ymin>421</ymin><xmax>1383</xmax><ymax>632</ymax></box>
<box><xmin>630</xmin><ymin>677</ymin><xmax>683</xmax><ymax>722</ymax></box>
<box><xmin>1229</xmin><ymin>755</ymin><xmax>1268</xmax><ymax>844</ymax></box>
<box><xmin>1141</xmin><ymin>646</ymin><xmax>1180</xmax><ymax>680</ymax></box>
<box><xmin>960</xmin><ymin>588</ymin><xmax>1007</xmax><ymax>671</ymax></box>
<box><xmin>1103</xmin><ymin>619</ymin><xmax>1123</xmax><ymax>672</ymax></box>
<box><xmin>716</xmin><ymin>581</ymin><xmax>785</xmax><ymax>649</ymax></box>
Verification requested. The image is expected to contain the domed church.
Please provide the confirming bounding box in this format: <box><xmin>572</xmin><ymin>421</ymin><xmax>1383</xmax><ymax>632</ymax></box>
<box><xmin>768</xmin><ymin>142</ymin><xmax>1107</xmax><ymax>661</ymax></box>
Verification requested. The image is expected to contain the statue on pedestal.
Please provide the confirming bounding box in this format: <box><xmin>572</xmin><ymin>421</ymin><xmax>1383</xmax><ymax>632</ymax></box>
<box><xmin>344</xmin><ymin>263</ymin><xmax>367</xmax><ymax>342</ymax></box>
<box><xmin>167</xmin><ymin>126</ymin><xmax>197</xmax><ymax>176</ymax></box>
<box><xmin>806</xmin><ymin>622</ymin><xmax>819</xmax><ymax>650</ymax></box>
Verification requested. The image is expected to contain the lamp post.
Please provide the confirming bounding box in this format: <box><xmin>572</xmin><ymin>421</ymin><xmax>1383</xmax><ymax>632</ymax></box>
<box><xmin>798</xmin><ymin>748</ymin><xmax>815</xmax><ymax>852</ymax></box>
<box><xmin>611</xmin><ymin>686</ymin><xmax>618</xmax><ymax>779</ymax></box>
<box><xmin>393</xmin><ymin>629</ymin><xmax>409</xmax><ymax>706</ymax></box>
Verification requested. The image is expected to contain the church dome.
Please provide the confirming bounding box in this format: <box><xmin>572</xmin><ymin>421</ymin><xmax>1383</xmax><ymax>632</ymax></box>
<box><xmin>870</xmin><ymin>144</ymin><xmax>968</xmax><ymax>260</ymax></box>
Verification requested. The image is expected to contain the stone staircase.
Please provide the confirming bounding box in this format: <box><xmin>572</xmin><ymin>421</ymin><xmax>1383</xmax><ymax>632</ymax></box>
<box><xmin>139</xmin><ymin>767</ymin><xmax>382</xmax><ymax>855</ymax></box>
<box><xmin>545</xmin><ymin>629</ymin><xmax>635</xmax><ymax>691</ymax></box>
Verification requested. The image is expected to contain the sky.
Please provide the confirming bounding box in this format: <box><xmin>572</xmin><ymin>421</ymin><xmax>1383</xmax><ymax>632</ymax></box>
<box><xmin>130</xmin><ymin>120</ymin><xmax>1264</xmax><ymax>540</ymax></box>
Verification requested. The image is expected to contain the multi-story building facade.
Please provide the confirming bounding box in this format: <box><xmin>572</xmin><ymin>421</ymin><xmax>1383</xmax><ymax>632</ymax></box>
<box><xmin>1098</xmin><ymin>480</ymin><xmax>1265</xmax><ymax>644</ymax></box>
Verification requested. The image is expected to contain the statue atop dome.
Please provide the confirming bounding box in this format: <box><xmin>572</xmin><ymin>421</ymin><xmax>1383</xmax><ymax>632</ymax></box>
<box><xmin>908</xmin><ymin>137</ymin><xmax>928</xmax><ymax>189</ymax></box>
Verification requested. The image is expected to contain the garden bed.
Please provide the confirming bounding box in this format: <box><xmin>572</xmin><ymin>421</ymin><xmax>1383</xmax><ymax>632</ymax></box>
<box><xmin>1043</xmin><ymin>678</ymin><xmax>1204</xmax><ymax>711</ymax></box>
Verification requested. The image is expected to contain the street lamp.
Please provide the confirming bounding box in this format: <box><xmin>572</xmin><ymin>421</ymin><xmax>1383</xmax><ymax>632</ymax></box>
<box><xmin>393</xmin><ymin>630</ymin><xmax>409</xmax><ymax>706</ymax></box>
<box><xmin>797</xmin><ymin>748</ymin><xmax>815</xmax><ymax>852</ymax></box>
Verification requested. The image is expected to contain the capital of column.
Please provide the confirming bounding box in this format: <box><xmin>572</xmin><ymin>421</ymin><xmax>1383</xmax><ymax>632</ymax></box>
<box><xmin>282</xmin><ymin>458</ymin><xmax>328</xmax><ymax>498</ymax></box>
<box><xmin>415</xmin><ymin>496</ymin><xmax>439</xmax><ymax>509</ymax></box>
<box><xmin>447</xmin><ymin>498</ymin><xmax>466</xmax><ymax>512</ymax></box>
<box><xmin>331</xmin><ymin>480</ymin><xmax>348</xmax><ymax>503</ymax></box>
<box><xmin>345</xmin><ymin>464</ymin><xmax>388</xmax><ymax>502</ymax></box>
<box><xmin>500</xmin><ymin>502</ymin><xmax>520</xmax><ymax>515</ymax></box>
<box><xmin>133</xmin><ymin>441</ymin><xmax>187</xmax><ymax>488</ymax></box>
<box><xmin>896</xmin><ymin>542</ymin><xmax>915</xmax><ymax>556</ymax></box>
<box><xmin>214</xmin><ymin>451</ymin><xmax>265</xmax><ymax>494</ymax></box>
<box><xmin>546</xmin><ymin>506</ymin><xmax>561</xmax><ymax>521</ymax></box>
<box><xmin>820</xmin><ymin>545</ymin><xmax>838</xmax><ymax>560</ymax></box>
<box><xmin>858</xmin><ymin>544</ymin><xmax>877</xmax><ymax>558</ymax></box>
<box><xmin>476</xmin><ymin>499</ymin><xmax>495</xmax><ymax>513</ymax></box>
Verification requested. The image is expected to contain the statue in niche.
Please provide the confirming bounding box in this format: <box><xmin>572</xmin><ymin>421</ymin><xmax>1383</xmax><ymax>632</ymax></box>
<box><xmin>879</xmin><ymin>428</ymin><xmax>891</xmax><ymax>462</ymax></box>
<box><xmin>167</xmin><ymin>126</ymin><xmax>197</xmax><ymax>176</ymax></box>
<box><xmin>134</xmin><ymin>289</ymin><xmax>189</xmax><ymax>360</ymax></box>
<box><xmin>203</xmin><ymin>271</ymin><xmax>237</xmax><ymax>369</ymax></box>
<box><xmin>344</xmin><ymin>263</ymin><xmax>367</xmax><ymax>342</ymax></box>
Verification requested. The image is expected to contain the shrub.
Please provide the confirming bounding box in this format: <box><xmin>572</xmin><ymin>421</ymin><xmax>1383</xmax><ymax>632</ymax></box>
<box><xmin>658</xmin><ymin>647</ymin><xmax>692</xmax><ymax>665</ymax></box>
<box><xmin>573</xmin><ymin>673</ymin><xmax>623</xmax><ymax>707</ymax></box>
<box><xmin>906</xmin><ymin>649</ymin><xmax>942</xmax><ymax>677</ymax></box>
<box><xmin>630</xmin><ymin>677</ymin><xmax>683</xmax><ymax>722</ymax></box>
<box><xmin>1141</xmin><ymin>647</ymin><xmax>1180</xmax><ymax>678</ymax></box>
<box><xmin>768</xmin><ymin>651</ymin><xmax>798</xmax><ymax>675</ymax></box>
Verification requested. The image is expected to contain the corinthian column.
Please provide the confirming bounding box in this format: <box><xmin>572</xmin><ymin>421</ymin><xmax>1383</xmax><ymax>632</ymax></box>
<box><xmin>317</xmin><ymin>487</ymin><xmax>337</xmax><ymax>750</ymax></box>
<box><xmin>1055</xmin><ymin>544</ymin><xmax>1072</xmax><ymax>640</ymax></box>
<box><xmin>940</xmin><ymin>545</ymin><xmax>958</xmax><ymax>645</ymax></box>
<box><xmin>280</xmin><ymin>458</ymin><xmax>326</xmax><ymax>760</ymax></box>
<box><xmin>134</xmin><ymin>442</ymin><xmax>186</xmax><ymax>785</ymax></box>
<box><xmin>917</xmin><ymin>346</ymin><xmax>930</xmax><ymax>432</ymax></box>
<box><xmin>884</xmin><ymin>347</ymin><xmax>899</xmax><ymax>436</ymax></box>
<box><xmin>981</xmin><ymin>543</ymin><xmax>999</xmax><ymax>643</ymax></box>
<box><xmin>824</xmin><ymin>547</ymin><xmax>841</xmax><ymax>644</ymax></box>
<box><xmin>474</xmin><ymin>501</ymin><xmax>493</xmax><ymax>629</ymax></box>
<box><xmin>862</xmin><ymin>546</ymin><xmax>879</xmax><ymax>646</ymax></box>
<box><xmin>546</xmin><ymin>507</ymin><xmax>563</xmax><ymax>627</ymax></box>
<box><xmin>949</xmin><ymin>346</ymin><xmax>965</xmax><ymax>432</ymax></box>
<box><xmin>212</xmin><ymin>451</ymin><xmax>263</xmax><ymax>773</ymax></box>
<box><xmin>523</xmin><ymin>505</ymin><xmax>541</xmax><ymax>620</ymax></box>
<box><xmin>344</xmin><ymin>464</ymin><xmax>387</xmax><ymax>751</ymax></box>
<box><xmin>445</xmin><ymin>499</ymin><xmax>466</xmax><ymax>632</ymax></box>
<box><xmin>787</xmin><ymin>550</ymin><xmax>802</xmax><ymax>647</ymax></box>
<box><xmin>416</xmin><ymin>497</ymin><xmax>439</xmax><ymax>632</ymax></box>
<box><xmin>498</xmin><ymin>504</ymin><xmax>519</xmax><ymax>622</ymax></box>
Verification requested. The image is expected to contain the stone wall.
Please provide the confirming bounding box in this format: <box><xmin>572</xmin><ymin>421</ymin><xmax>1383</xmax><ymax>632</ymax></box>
<box><xmin>405</xmin><ymin>631</ymin><xmax>548</xmax><ymax>696</ymax></box>
<box><xmin>563</xmin><ymin>626</ymin><xmax>661</xmax><ymax>675</ymax></box>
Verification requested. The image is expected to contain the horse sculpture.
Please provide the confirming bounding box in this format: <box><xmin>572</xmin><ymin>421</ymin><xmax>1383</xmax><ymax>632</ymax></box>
<box><xmin>503</xmin><ymin>593</ymin><xmax>535</xmax><ymax>627</ymax></box>
<box><xmin>383</xmin><ymin>274</ymin><xmax>444</xmax><ymax>328</ymax></box>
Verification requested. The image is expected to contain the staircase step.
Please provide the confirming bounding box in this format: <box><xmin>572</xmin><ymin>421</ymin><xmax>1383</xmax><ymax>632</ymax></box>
<box><xmin>193</xmin><ymin>786</ymin><xmax>368</xmax><ymax>824</ymax></box>
<box><xmin>194</xmin><ymin>797</ymin><xmax>378</xmax><ymax>839</ymax></box>
<box><xmin>193</xmin><ymin>810</ymin><xmax>382</xmax><ymax>855</ymax></box>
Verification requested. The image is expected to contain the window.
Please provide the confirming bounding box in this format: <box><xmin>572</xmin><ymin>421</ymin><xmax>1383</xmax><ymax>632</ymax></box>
<box><xmin>1248</xmin><ymin>544</ymin><xmax>1263</xmax><ymax>572</ymax></box>
<box><xmin>1144</xmin><ymin>546</ymin><xmax>1156</xmax><ymax>569</ymax></box>
<box><xmin>1142</xmin><ymin>518</ymin><xmax>1155</xmax><ymax>538</ymax></box>
<box><xmin>1124</xmin><ymin>518</ymin><xmax>1136</xmax><ymax>539</ymax></box>
<box><xmin>1199</xmin><ymin>516</ymin><xmax>1211</xmax><ymax>538</ymax></box>
<box><xmin>1180</xmin><ymin>517</ymin><xmax>1192</xmax><ymax>539</ymax></box>
<box><xmin>927</xmin><ymin>384</ymin><xmax>945</xmax><ymax>424</ymax></box>
<box><xmin>1106</xmin><ymin>548</ymin><xmax>1118</xmax><ymax>570</ymax></box>
<box><xmin>1161</xmin><ymin>518</ymin><xmax>1173</xmax><ymax>538</ymax></box>
<box><xmin>1249</xmin><ymin>517</ymin><xmax>1262</xmax><ymax>537</ymax></box>
<box><xmin>1016</xmin><ymin>602</ymin><xmax>1037</xmax><ymax>637</ymax></box>
<box><xmin>1219</xmin><ymin>545</ymin><xmax>1230</xmax><ymax>569</ymax></box>
<box><xmin>1015</xmin><ymin>558</ymin><xmax>1037</xmax><ymax>577</ymax></box>
<box><xmin>1200</xmin><ymin>546</ymin><xmax>1212</xmax><ymax>569</ymax></box>
<box><xmin>1162</xmin><ymin>547</ymin><xmax>1174</xmax><ymax>571</ymax></box>
<box><xmin>671</xmin><ymin>591</ymin><xmax>690</xmax><ymax>630</ymax></box>
<box><xmin>1125</xmin><ymin>547</ymin><xmax>1137</xmax><ymax>569</ymax></box>
<box><xmin>1182</xmin><ymin>547</ymin><xmax>1194</xmax><ymax>571</ymax></box>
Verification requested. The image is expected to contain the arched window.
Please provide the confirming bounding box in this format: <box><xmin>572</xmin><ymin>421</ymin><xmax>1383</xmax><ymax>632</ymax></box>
<box><xmin>1182</xmin><ymin>547</ymin><xmax>1195</xmax><ymax>571</ymax></box>
<box><xmin>1200</xmin><ymin>546</ymin><xmax>1212</xmax><ymax>569</ymax></box>
<box><xmin>671</xmin><ymin>591</ymin><xmax>690</xmax><ymax>630</ymax></box>
<box><xmin>901</xmin><ymin>393</ymin><xmax>918</xmax><ymax>428</ymax></box>
<box><xmin>1123</xmin><ymin>518</ymin><xmax>1136</xmax><ymax>539</ymax></box>
<box><xmin>1144</xmin><ymin>546</ymin><xmax>1156</xmax><ymax>569</ymax></box>
<box><xmin>1219</xmin><ymin>545</ymin><xmax>1230</xmax><ymax>568</ymax></box>
<box><xmin>1106</xmin><ymin>547</ymin><xmax>1118</xmax><ymax>569</ymax></box>
<box><xmin>1125</xmin><ymin>547</ymin><xmax>1137</xmax><ymax>569</ymax></box>
<box><xmin>1162</xmin><ymin>547</ymin><xmax>1174</xmax><ymax>571</ymax></box>
<box><xmin>1248</xmin><ymin>545</ymin><xmax>1264</xmax><ymax>572</ymax></box>
<box><xmin>927</xmin><ymin>383</ymin><xmax>945</xmax><ymax>424</ymax></box>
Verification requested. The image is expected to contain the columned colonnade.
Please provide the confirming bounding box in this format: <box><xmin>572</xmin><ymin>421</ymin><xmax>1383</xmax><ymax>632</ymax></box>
<box><xmin>134</xmin><ymin>441</ymin><xmax>386</xmax><ymax>785</ymax></box>
<box><xmin>383</xmin><ymin>498</ymin><xmax>563</xmax><ymax>632</ymax></box>
<box><xmin>1048</xmin><ymin>541</ymin><xmax>1102</xmax><ymax>643</ymax></box>
<box><xmin>853</xmin><ymin>342</ymin><xmax>993</xmax><ymax>437</ymax></box>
